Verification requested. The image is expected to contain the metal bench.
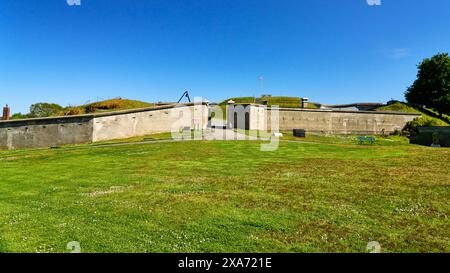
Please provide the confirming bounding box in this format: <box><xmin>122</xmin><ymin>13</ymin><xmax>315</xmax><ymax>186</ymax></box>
<box><xmin>356</xmin><ymin>136</ymin><xmax>376</xmax><ymax>144</ymax></box>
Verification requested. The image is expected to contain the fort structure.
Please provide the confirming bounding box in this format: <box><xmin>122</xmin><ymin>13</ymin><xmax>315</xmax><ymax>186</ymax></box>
<box><xmin>0</xmin><ymin>100</ymin><xmax>423</xmax><ymax>150</ymax></box>
<box><xmin>226</xmin><ymin>103</ymin><xmax>421</xmax><ymax>135</ymax></box>
<box><xmin>0</xmin><ymin>102</ymin><xmax>208</xmax><ymax>150</ymax></box>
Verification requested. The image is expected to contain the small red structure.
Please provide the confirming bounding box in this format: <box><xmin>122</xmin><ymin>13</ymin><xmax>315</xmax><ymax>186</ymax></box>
<box><xmin>2</xmin><ymin>104</ymin><xmax>10</xmax><ymax>120</ymax></box>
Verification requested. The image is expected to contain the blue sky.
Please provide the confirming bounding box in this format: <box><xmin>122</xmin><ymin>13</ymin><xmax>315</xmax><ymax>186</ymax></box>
<box><xmin>1</xmin><ymin>0</ymin><xmax>450</xmax><ymax>113</ymax></box>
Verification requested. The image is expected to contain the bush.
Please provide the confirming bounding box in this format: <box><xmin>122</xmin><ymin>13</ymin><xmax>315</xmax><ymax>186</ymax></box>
<box><xmin>390</xmin><ymin>129</ymin><xmax>401</xmax><ymax>136</ymax></box>
<box><xmin>29</xmin><ymin>103</ymin><xmax>64</xmax><ymax>118</ymax></box>
<box><xmin>401</xmin><ymin>117</ymin><xmax>447</xmax><ymax>137</ymax></box>
<box><xmin>84</xmin><ymin>101</ymin><xmax>121</xmax><ymax>113</ymax></box>
<box><xmin>65</xmin><ymin>108</ymin><xmax>83</xmax><ymax>116</ymax></box>
<box><xmin>386</xmin><ymin>99</ymin><xmax>401</xmax><ymax>105</ymax></box>
<box><xmin>10</xmin><ymin>112</ymin><xmax>31</xmax><ymax>120</ymax></box>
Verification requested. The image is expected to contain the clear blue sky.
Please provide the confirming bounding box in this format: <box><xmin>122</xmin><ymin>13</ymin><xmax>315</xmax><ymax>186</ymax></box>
<box><xmin>1</xmin><ymin>0</ymin><xmax>450</xmax><ymax>113</ymax></box>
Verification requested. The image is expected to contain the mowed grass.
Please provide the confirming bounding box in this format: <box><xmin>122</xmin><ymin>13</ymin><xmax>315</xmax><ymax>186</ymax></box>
<box><xmin>0</xmin><ymin>138</ymin><xmax>449</xmax><ymax>253</ymax></box>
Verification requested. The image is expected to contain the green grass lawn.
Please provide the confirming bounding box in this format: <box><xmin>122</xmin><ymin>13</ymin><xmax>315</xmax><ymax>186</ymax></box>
<box><xmin>0</xmin><ymin>137</ymin><xmax>449</xmax><ymax>253</ymax></box>
<box><xmin>234</xmin><ymin>130</ymin><xmax>412</xmax><ymax>146</ymax></box>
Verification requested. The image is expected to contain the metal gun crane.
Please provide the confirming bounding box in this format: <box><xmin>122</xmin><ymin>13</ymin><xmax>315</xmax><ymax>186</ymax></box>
<box><xmin>177</xmin><ymin>90</ymin><xmax>191</xmax><ymax>103</ymax></box>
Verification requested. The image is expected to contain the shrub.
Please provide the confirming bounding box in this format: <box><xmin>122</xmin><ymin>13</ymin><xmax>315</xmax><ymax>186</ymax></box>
<box><xmin>84</xmin><ymin>104</ymin><xmax>97</xmax><ymax>113</ymax></box>
<box><xmin>65</xmin><ymin>108</ymin><xmax>83</xmax><ymax>116</ymax></box>
<box><xmin>29</xmin><ymin>103</ymin><xmax>64</xmax><ymax>118</ymax></box>
<box><xmin>84</xmin><ymin>101</ymin><xmax>122</xmax><ymax>113</ymax></box>
<box><xmin>401</xmin><ymin>117</ymin><xmax>447</xmax><ymax>137</ymax></box>
<box><xmin>10</xmin><ymin>112</ymin><xmax>31</xmax><ymax>120</ymax></box>
<box><xmin>390</xmin><ymin>129</ymin><xmax>401</xmax><ymax>136</ymax></box>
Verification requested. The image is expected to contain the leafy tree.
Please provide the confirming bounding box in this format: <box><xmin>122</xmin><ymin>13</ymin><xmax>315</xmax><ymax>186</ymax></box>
<box><xmin>405</xmin><ymin>53</ymin><xmax>450</xmax><ymax>116</ymax></box>
<box><xmin>10</xmin><ymin>112</ymin><xmax>31</xmax><ymax>120</ymax></box>
<box><xmin>29</xmin><ymin>103</ymin><xmax>64</xmax><ymax>118</ymax></box>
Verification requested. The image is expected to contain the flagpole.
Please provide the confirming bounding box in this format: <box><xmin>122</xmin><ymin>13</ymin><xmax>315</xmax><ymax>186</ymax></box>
<box><xmin>259</xmin><ymin>75</ymin><xmax>264</xmax><ymax>95</ymax></box>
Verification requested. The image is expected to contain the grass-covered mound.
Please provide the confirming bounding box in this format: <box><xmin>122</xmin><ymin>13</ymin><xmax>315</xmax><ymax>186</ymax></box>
<box><xmin>65</xmin><ymin>98</ymin><xmax>154</xmax><ymax>115</ymax></box>
<box><xmin>213</xmin><ymin>96</ymin><xmax>319</xmax><ymax>119</ymax></box>
<box><xmin>375</xmin><ymin>102</ymin><xmax>420</xmax><ymax>113</ymax></box>
<box><xmin>375</xmin><ymin>101</ymin><xmax>449</xmax><ymax>126</ymax></box>
<box><xmin>10</xmin><ymin>98</ymin><xmax>155</xmax><ymax>120</ymax></box>
<box><xmin>220</xmin><ymin>96</ymin><xmax>319</xmax><ymax>109</ymax></box>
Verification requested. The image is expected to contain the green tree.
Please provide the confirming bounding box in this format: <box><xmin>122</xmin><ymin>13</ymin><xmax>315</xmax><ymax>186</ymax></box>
<box><xmin>405</xmin><ymin>53</ymin><xmax>450</xmax><ymax>116</ymax></box>
<box><xmin>10</xmin><ymin>112</ymin><xmax>31</xmax><ymax>120</ymax></box>
<box><xmin>29</xmin><ymin>103</ymin><xmax>63</xmax><ymax>118</ymax></box>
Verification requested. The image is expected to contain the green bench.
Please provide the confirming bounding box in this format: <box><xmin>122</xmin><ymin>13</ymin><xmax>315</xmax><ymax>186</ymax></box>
<box><xmin>356</xmin><ymin>136</ymin><xmax>376</xmax><ymax>144</ymax></box>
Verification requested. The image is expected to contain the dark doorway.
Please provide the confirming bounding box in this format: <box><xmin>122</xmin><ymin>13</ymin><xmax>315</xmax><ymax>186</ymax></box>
<box><xmin>233</xmin><ymin>110</ymin><xmax>250</xmax><ymax>129</ymax></box>
<box><xmin>245</xmin><ymin>112</ymin><xmax>250</xmax><ymax>130</ymax></box>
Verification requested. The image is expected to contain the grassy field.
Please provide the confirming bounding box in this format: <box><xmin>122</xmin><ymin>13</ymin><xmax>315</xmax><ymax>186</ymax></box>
<box><xmin>0</xmin><ymin>136</ymin><xmax>449</xmax><ymax>253</ymax></box>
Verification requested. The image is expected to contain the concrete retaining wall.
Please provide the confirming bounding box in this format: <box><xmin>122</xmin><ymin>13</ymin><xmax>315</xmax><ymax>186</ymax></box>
<box><xmin>0</xmin><ymin>103</ymin><xmax>208</xmax><ymax>149</ymax></box>
<box><xmin>410</xmin><ymin>127</ymin><xmax>450</xmax><ymax>147</ymax></box>
<box><xmin>92</xmin><ymin>103</ymin><xmax>208</xmax><ymax>142</ymax></box>
<box><xmin>228</xmin><ymin>104</ymin><xmax>420</xmax><ymax>135</ymax></box>
<box><xmin>270</xmin><ymin>108</ymin><xmax>420</xmax><ymax>134</ymax></box>
<box><xmin>0</xmin><ymin>116</ymin><xmax>93</xmax><ymax>149</ymax></box>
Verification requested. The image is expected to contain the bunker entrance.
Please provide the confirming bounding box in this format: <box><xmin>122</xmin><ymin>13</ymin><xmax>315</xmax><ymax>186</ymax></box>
<box><xmin>233</xmin><ymin>112</ymin><xmax>250</xmax><ymax>130</ymax></box>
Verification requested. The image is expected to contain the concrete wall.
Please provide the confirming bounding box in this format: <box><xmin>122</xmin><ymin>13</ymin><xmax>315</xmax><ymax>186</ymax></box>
<box><xmin>0</xmin><ymin>116</ymin><xmax>93</xmax><ymax>149</ymax></box>
<box><xmin>250</xmin><ymin>105</ymin><xmax>267</xmax><ymax>131</ymax></box>
<box><xmin>410</xmin><ymin>127</ymin><xmax>450</xmax><ymax>147</ymax></box>
<box><xmin>0</xmin><ymin>103</ymin><xmax>208</xmax><ymax>149</ymax></box>
<box><xmin>269</xmin><ymin>108</ymin><xmax>420</xmax><ymax>134</ymax></box>
<box><xmin>92</xmin><ymin>103</ymin><xmax>208</xmax><ymax>142</ymax></box>
<box><xmin>228</xmin><ymin>104</ymin><xmax>420</xmax><ymax>135</ymax></box>
<box><xmin>226</xmin><ymin>104</ymin><xmax>266</xmax><ymax>130</ymax></box>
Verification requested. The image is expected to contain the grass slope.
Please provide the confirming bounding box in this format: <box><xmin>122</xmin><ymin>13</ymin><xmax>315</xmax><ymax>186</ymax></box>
<box><xmin>375</xmin><ymin>102</ymin><xmax>419</xmax><ymax>113</ymax></box>
<box><xmin>0</xmin><ymin>137</ymin><xmax>448</xmax><ymax>253</ymax></box>
<box><xmin>220</xmin><ymin>96</ymin><xmax>319</xmax><ymax>109</ymax></box>
<box><xmin>375</xmin><ymin>102</ymin><xmax>449</xmax><ymax>126</ymax></box>
<box><xmin>10</xmin><ymin>99</ymin><xmax>155</xmax><ymax>120</ymax></box>
<box><xmin>65</xmin><ymin>98</ymin><xmax>154</xmax><ymax>115</ymax></box>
